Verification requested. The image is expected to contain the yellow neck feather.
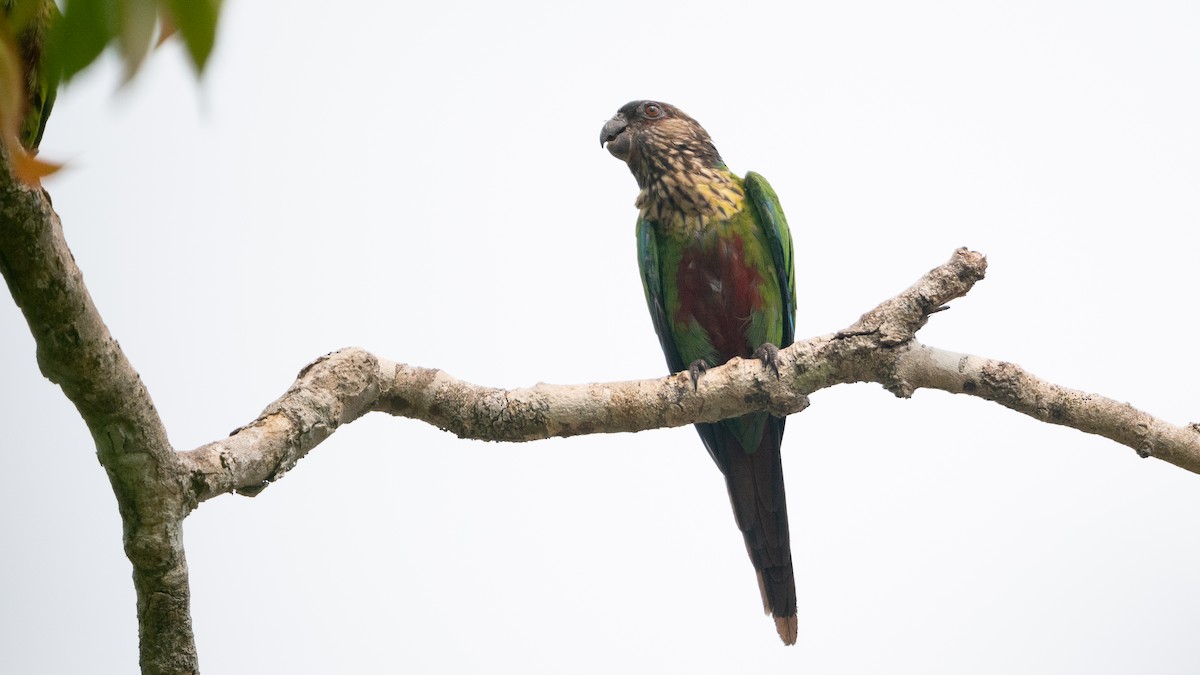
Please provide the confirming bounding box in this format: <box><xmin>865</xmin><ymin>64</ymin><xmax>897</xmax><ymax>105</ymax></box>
<box><xmin>637</xmin><ymin>169</ymin><xmax>746</xmax><ymax>234</ymax></box>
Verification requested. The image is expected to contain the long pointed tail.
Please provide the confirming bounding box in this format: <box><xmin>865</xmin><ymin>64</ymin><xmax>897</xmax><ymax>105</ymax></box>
<box><xmin>697</xmin><ymin>416</ymin><xmax>797</xmax><ymax>644</ymax></box>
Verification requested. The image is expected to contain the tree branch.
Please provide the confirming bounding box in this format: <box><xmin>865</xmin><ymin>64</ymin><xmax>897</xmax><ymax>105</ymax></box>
<box><xmin>0</xmin><ymin>167</ymin><xmax>197</xmax><ymax>674</ymax></box>
<box><xmin>178</xmin><ymin>247</ymin><xmax>1200</xmax><ymax>507</ymax></box>
<box><xmin>893</xmin><ymin>344</ymin><xmax>1200</xmax><ymax>473</ymax></box>
<box><xmin>6</xmin><ymin>152</ymin><xmax>1199</xmax><ymax>674</ymax></box>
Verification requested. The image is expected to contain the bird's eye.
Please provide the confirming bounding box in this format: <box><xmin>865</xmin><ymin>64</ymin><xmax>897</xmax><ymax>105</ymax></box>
<box><xmin>643</xmin><ymin>104</ymin><xmax>662</xmax><ymax>118</ymax></box>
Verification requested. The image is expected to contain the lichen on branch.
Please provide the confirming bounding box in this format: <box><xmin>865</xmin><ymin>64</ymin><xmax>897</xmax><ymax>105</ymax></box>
<box><xmin>6</xmin><ymin>160</ymin><xmax>1200</xmax><ymax>675</ymax></box>
<box><xmin>178</xmin><ymin>247</ymin><xmax>1200</xmax><ymax>505</ymax></box>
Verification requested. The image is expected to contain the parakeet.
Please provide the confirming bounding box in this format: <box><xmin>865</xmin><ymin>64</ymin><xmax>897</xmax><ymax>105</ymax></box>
<box><xmin>3</xmin><ymin>0</ymin><xmax>59</xmax><ymax>151</ymax></box>
<box><xmin>600</xmin><ymin>100</ymin><xmax>798</xmax><ymax>645</ymax></box>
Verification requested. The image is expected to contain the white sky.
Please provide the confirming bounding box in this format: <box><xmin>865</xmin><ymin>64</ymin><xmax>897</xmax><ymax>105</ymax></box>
<box><xmin>3</xmin><ymin>1</ymin><xmax>1200</xmax><ymax>672</ymax></box>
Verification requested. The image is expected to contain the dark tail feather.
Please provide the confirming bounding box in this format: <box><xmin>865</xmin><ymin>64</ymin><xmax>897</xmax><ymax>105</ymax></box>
<box><xmin>697</xmin><ymin>416</ymin><xmax>797</xmax><ymax>645</ymax></box>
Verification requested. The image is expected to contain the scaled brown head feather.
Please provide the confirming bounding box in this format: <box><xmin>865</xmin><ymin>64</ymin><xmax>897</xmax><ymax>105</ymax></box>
<box><xmin>601</xmin><ymin>101</ymin><xmax>739</xmax><ymax>225</ymax></box>
<box><xmin>600</xmin><ymin>100</ymin><xmax>725</xmax><ymax>189</ymax></box>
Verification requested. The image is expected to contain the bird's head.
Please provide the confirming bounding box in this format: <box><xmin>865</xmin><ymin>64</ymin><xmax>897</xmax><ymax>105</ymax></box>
<box><xmin>600</xmin><ymin>100</ymin><xmax>724</xmax><ymax>188</ymax></box>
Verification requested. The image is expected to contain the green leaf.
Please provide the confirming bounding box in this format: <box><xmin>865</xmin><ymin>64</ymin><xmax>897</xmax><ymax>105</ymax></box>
<box><xmin>46</xmin><ymin>0</ymin><xmax>117</xmax><ymax>83</ymax></box>
<box><xmin>164</xmin><ymin>0</ymin><xmax>220</xmax><ymax>73</ymax></box>
<box><xmin>117</xmin><ymin>0</ymin><xmax>156</xmax><ymax>80</ymax></box>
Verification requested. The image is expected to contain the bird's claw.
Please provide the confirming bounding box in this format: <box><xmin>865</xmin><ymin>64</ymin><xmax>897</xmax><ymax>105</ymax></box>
<box><xmin>688</xmin><ymin>359</ymin><xmax>709</xmax><ymax>391</ymax></box>
<box><xmin>753</xmin><ymin>343</ymin><xmax>782</xmax><ymax>378</ymax></box>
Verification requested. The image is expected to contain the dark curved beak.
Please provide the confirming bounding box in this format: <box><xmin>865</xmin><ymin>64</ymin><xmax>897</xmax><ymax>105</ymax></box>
<box><xmin>600</xmin><ymin>114</ymin><xmax>632</xmax><ymax>161</ymax></box>
<box><xmin>600</xmin><ymin>114</ymin><xmax>627</xmax><ymax>147</ymax></box>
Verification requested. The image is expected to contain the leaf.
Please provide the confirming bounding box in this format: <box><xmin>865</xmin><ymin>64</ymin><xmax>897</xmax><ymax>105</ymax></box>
<box><xmin>156</xmin><ymin>8</ymin><xmax>176</xmax><ymax>47</ymax></box>
<box><xmin>163</xmin><ymin>0</ymin><xmax>220</xmax><ymax>73</ymax></box>
<box><xmin>117</xmin><ymin>0</ymin><xmax>156</xmax><ymax>81</ymax></box>
<box><xmin>7</xmin><ymin>135</ymin><xmax>62</xmax><ymax>185</ymax></box>
<box><xmin>46</xmin><ymin>0</ymin><xmax>118</xmax><ymax>83</ymax></box>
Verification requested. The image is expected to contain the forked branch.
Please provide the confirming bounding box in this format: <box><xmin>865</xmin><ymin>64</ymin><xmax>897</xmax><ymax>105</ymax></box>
<box><xmin>5</xmin><ymin>156</ymin><xmax>1199</xmax><ymax>675</ymax></box>
<box><xmin>179</xmin><ymin>247</ymin><xmax>1200</xmax><ymax>507</ymax></box>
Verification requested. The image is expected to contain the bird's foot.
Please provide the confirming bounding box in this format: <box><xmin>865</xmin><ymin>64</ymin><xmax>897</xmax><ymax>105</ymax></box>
<box><xmin>687</xmin><ymin>359</ymin><xmax>709</xmax><ymax>391</ymax></box>
<box><xmin>753</xmin><ymin>342</ymin><xmax>782</xmax><ymax>378</ymax></box>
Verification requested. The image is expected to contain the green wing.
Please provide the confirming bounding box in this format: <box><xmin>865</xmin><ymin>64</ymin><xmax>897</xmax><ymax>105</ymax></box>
<box><xmin>636</xmin><ymin>217</ymin><xmax>687</xmax><ymax>374</ymax></box>
<box><xmin>8</xmin><ymin>0</ymin><xmax>59</xmax><ymax>150</ymax></box>
<box><xmin>744</xmin><ymin>171</ymin><xmax>796</xmax><ymax>347</ymax></box>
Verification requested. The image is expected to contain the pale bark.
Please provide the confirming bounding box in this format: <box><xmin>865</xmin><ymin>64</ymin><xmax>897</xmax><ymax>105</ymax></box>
<box><xmin>4</xmin><ymin>158</ymin><xmax>1199</xmax><ymax>672</ymax></box>
<box><xmin>0</xmin><ymin>179</ymin><xmax>196</xmax><ymax>672</ymax></box>
<box><xmin>893</xmin><ymin>345</ymin><xmax>1200</xmax><ymax>473</ymax></box>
